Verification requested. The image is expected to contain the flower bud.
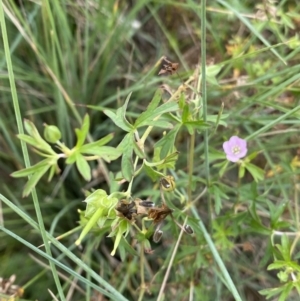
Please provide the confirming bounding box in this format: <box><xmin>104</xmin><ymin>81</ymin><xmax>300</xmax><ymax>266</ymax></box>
<box><xmin>44</xmin><ymin>125</ymin><xmax>61</xmax><ymax>143</ymax></box>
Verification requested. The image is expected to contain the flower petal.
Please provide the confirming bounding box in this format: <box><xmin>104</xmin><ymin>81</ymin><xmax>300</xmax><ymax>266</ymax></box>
<box><xmin>223</xmin><ymin>141</ymin><xmax>231</xmax><ymax>154</ymax></box>
<box><xmin>229</xmin><ymin>136</ymin><xmax>240</xmax><ymax>144</ymax></box>
<box><xmin>239</xmin><ymin>147</ymin><xmax>248</xmax><ymax>158</ymax></box>
<box><xmin>226</xmin><ymin>154</ymin><xmax>240</xmax><ymax>163</ymax></box>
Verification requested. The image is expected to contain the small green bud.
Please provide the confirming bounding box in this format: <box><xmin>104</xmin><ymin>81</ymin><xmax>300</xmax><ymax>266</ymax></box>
<box><xmin>44</xmin><ymin>125</ymin><xmax>61</xmax><ymax>143</ymax></box>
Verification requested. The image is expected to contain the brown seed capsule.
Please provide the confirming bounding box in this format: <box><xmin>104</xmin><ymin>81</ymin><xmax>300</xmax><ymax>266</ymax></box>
<box><xmin>153</xmin><ymin>229</ymin><xmax>163</xmax><ymax>243</ymax></box>
<box><xmin>160</xmin><ymin>175</ymin><xmax>176</xmax><ymax>192</ymax></box>
<box><xmin>184</xmin><ymin>224</ymin><xmax>194</xmax><ymax>234</ymax></box>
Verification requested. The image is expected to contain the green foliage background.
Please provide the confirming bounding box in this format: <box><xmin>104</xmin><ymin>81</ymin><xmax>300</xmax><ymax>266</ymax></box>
<box><xmin>1</xmin><ymin>0</ymin><xmax>300</xmax><ymax>300</ymax></box>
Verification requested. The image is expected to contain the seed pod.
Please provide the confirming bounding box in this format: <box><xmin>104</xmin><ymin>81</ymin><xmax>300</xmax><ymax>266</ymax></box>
<box><xmin>184</xmin><ymin>224</ymin><xmax>194</xmax><ymax>234</ymax></box>
<box><xmin>153</xmin><ymin>229</ymin><xmax>163</xmax><ymax>243</ymax></box>
<box><xmin>160</xmin><ymin>175</ymin><xmax>176</xmax><ymax>192</ymax></box>
<box><xmin>138</xmin><ymin>200</ymin><xmax>155</xmax><ymax>208</ymax></box>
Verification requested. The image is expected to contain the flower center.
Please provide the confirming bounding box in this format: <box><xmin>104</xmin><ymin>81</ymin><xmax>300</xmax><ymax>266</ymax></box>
<box><xmin>232</xmin><ymin>146</ymin><xmax>240</xmax><ymax>155</ymax></box>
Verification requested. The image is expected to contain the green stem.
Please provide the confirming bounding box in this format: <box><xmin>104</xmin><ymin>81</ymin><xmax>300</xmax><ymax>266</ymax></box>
<box><xmin>188</xmin><ymin>131</ymin><xmax>195</xmax><ymax>203</ymax></box>
<box><xmin>138</xmin><ymin>243</ymin><xmax>146</xmax><ymax>301</ymax></box>
<box><xmin>0</xmin><ymin>2</ymin><xmax>65</xmax><ymax>300</ymax></box>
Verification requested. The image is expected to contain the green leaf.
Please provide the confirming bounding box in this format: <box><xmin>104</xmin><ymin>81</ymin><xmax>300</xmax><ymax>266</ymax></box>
<box><xmin>259</xmin><ymin>286</ymin><xmax>284</xmax><ymax>299</ymax></box>
<box><xmin>104</xmin><ymin>93</ymin><xmax>134</xmax><ymax>132</ymax></box>
<box><xmin>155</xmin><ymin>124</ymin><xmax>181</xmax><ymax>159</ymax></box>
<box><xmin>66</xmin><ymin>151</ymin><xmax>78</xmax><ymax>164</ymax></box>
<box><xmin>11</xmin><ymin>158</ymin><xmax>54</xmax><ymax>178</ymax></box>
<box><xmin>143</xmin><ymin>164</ymin><xmax>164</xmax><ymax>182</ymax></box>
<box><xmin>134</xmin><ymin>101</ymin><xmax>179</xmax><ymax>128</ymax></box>
<box><xmin>267</xmin><ymin>260</ymin><xmax>287</xmax><ymax>270</ymax></box>
<box><xmin>267</xmin><ymin>200</ymin><xmax>288</xmax><ymax>228</ymax></box>
<box><xmin>208</xmin><ymin>148</ymin><xmax>226</xmax><ymax>162</ymax></box>
<box><xmin>132</xmin><ymin>140</ymin><xmax>145</xmax><ymax>159</ymax></box>
<box><xmin>80</xmin><ymin>145</ymin><xmax>122</xmax><ymax>162</ymax></box>
<box><xmin>278</xmin><ymin>283</ymin><xmax>293</xmax><ymax>301</ymax></box>
<box><xmin>17</xmin><ymin>134</ymin><xmax>39</xmax><ymax>148</ymax></box>
<box><xmin>22</xmin><ymin>164</ymin><xmax>51</xmax><ymax>197</ymax></box>
<box><xmin>248</xmin><ymin>203</ymin><xmax>271</xmax><ymax>235</ymax></box>
<box><xmin>144</xmin><ymin>89</ymin><xmax>162</xmax><ymax>112</ymax></box>
<box><xmin>110</xmin><ymin>219</ymin><xmax>130</xmax><ymax>256</ymax></box>
<box><xmin>75</xmin><ymin>207</ymin><xmax>104</xmax><ymax>246</ymax></box>
<box><xmin>118</xmin><ymin>134</ymin><xmax>134</xmax><ymax>181</ymax></box>
<box><xmin>48</xmin><ymin>164</ymin><xmax>58</xmax><ymax>182</ymax></box>
<box><xmin>18</xmin><ymin>132</ymin><xmax>55</xmax><ymax>155</ymax></box>
<box><xmin>144</xmin><ymin>152</ymin><xmax>178</xmax><ymax>172</ymax></box>
<box><xmin>80</xmin><ymin>133</ymin><xmax>114</xmax><ymax>150</ymax></box>
<box><xmin>104</xmin><ymin>110</ymin><xmax>132</xmax><ymax>132</ymax></box>
<box><xmin>279</xmin><ymin>235</ymin><xmax>291</xmax><ymax>261</ymax></box>
<box><xmin>122</xmin><ymin>153</ymin><xmax>134</xmax><ymax>182</ymax></box>
<box><xmin>245</xmin><ymin>163</ymin><xmax>265</xmax><ymax>182</ymax></box>
<box><xmin>75</xmin><ymin>114</ymin><xmax>90</xmax><ymax>148</ymax></box>
<box><xmin>118</xmin><ymin>236</ymin><xmax>139</xmax><ymax>258</ymax></box>
<box><xmin>238</xmin><ymin>165</ymin><xmax>245</xmax><ymax>179</ymax></box>
<box><xmin>207</xmin><ymin>64</ymin><xmax>223</xmax><ymax>77</ymax></box>
<box><xmin>184</xmin><ymin>120</ymin><xmax>208</xmax><ymax>128</ymax></box>
<box><xmin>134</xmin><ymin>89</ymin><xmax>162</xmax><ymax>127</ymax></box>
<box><xmin>247</xmin><ymin>151</ymin><xmax>260</xmax><ymax>161</ymax></box>
<box><xmin>181</xmin><ymin>104</ymin><xmax>190</xmax><ymax>123</ymax></box>
<box><xmin>76</xmin><ymin>153</ymin><xmax>91</xmax><ymax>181</ymax></box>
<box><xmin>210</xmin><ymin>184</ymin><xmax>229</xmax><ymax>215</ymax></box>
<box><xmin>141</xmin><ymin>120</ymin><xmax>173</xmax><ymax>128</ymax></box>
<box><xmin>144</xmin><ymin>158</ymin><xmax>165</xmax><ymax>167</ymax></box>
<box><xmin>206</xmin><ymin>114</ymin><xmax>228</xmax><ymax>126</ymax></box>
<box><xmin>218</xmin><ymin>160</ymin><xmax>229</xmax><ymax>177</ymax></box>
<box><xmin>24</xmin><ymin>119</ymin><xmax>43</xmax><ymax>140</ymax></box>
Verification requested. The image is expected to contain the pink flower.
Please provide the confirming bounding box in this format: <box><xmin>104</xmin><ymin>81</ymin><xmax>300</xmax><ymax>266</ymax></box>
<box><xmin>223</xmin><ymin>136</ymin><xmax>248</xmax><ymax>162</ymax></box>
